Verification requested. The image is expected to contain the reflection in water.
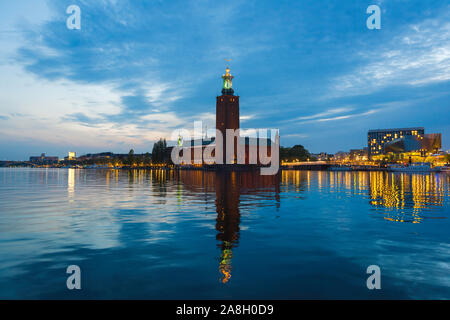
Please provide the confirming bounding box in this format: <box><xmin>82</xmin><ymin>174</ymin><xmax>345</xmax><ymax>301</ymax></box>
<box><xmin>178</xmin><ymin>170</ymin><xmax>281</xmax><ymax>283</ymax></box>
<box><xmin>67</xmin><ymin>168</ymin><xmax>75</xmax><ymax>197</ymax></box>
<box><xmin>64</xmin><ymin>169</ymin><xmax>447</xmax><ymax>284</ymax></box>
<box><xmin>281</xmin><ymin>170</ymin><xmax>448</xmax><ymax>223</ymax></box>
<box><xmin>215</xmin><ymin>172</ymin><xmax>240</xmax><ymax>283</ymax></box>
<box><xmin>1</xmin><ymin>168</ymin><xmax>448</xmax><ymax>299</ymax></box>
<box><xmin>96</xmin><ymin>169</ymin><xmax>281</xmax><ymax>283</ymax></box>
<box><xmin>368</xmin><ymin>172</ymin><xmax>445</xmax><ymax>223</ymax></box>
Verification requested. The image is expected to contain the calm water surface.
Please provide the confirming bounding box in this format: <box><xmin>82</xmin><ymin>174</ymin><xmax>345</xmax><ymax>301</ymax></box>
<box><xmin>0</xmin><ymin>168</ymin><xmax>449</xmax><ymax>299</ymax></box>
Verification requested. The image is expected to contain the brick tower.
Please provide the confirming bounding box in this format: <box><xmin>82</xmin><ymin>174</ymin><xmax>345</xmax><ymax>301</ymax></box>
<box><xmin>216</xmin><ymin>66</ymin><xmax>239</xmax><ymax>164</ymax></box>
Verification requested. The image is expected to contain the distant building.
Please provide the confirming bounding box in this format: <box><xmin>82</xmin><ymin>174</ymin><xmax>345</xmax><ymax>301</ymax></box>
<box><xmin>368</xmin><ymin>127</ymin><xmax>424</xmax><ymax>157</ymax></box>
<box><xmin>349</xmin><ymin>148</ymin><xmax>368</xmax><ymax>161</ymax></box>
<box><xmin>333</xmin><ymin>151</ymin><xmax>349</xmax><ymax>161</ymax></box>
<box><xmin>77</xmin><ymin>152</ymin><xmax>120</xmax><ymax>161</ymax></box>
<box><xmin>64</xmin><ymin>151</ymin><xmax>77</xmax><ymax>161</ymax></box>
<box><xmin>367</xmin><ymin>127</ymin><xmax>442</xmax><ymax>158</ymax></box>
<box><xmin>310</xmin><ymin>152</ymin><xmax>330</xmax><ymax>161</ymax></box>
<box><xmin>384</xmin><ymin>133</ymin><xmax>441</xmax><ymax>155</ymax></box>
<box><xmin>29</xmin><ymin>153</ymin><xmax>59</xmax><ymax>164</ymax></box>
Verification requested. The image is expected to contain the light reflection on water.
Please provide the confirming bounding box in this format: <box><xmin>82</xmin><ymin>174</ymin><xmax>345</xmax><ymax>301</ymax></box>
<box><xmin>0</xmin><ymin>168</ymin><xmax>449</xmax><ymax>299</ymax></box>
<box><xmin>281</xmin><ymin>170</ymin><xmax>448</xmax><ymax>223</ymax></box>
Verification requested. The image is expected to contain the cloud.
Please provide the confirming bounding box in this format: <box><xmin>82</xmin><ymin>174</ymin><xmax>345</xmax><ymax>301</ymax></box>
<box><xmin>240</xmin><ymin>114</ymin><xmax>256</xmax><ymax>122</ymax></box>
<box><xmin>297</xmin><ymin>109</ymin><xmax>379</xmax><ymax>124</ymax></box>
<box><xmin>281</xmin><ymin>107</ymin><xmax>374</xmax><ymax>125</ymax></box>
<box><xmin>62</xmin><ymin>112</ymin><xmax>103</xmax><ymax>127</ymax></box>
<box><xmin>316</xmin><ymin>109</ymin><xmax>377</xmax><ymax>122</ymax></box>
<box><xmin>195</xmin><ymin>112</ymin><xmax>216</xmax><ymax>122</ymax></box>
<box><xmin>141</xmin><ymin>112</ymin><xmax>184</xmax><ymax>126</ymax></box>
<box><xmin>290</xmin><ymin>107</ymin><xmax>353</xmax><ymax>121</ymax></box>
<box><xmin>316</xmin><ymin>115</ymin><xmax>352</xmax><ymax>122</ymax></box>
<box><xmin>282</xmin><ymin>133</ymin><xmax>308</xmax><ymax>138</ymax></box>
<box><xmin>14</xmin><ymin>1</ymin><xmax>194</xmax><ymax>132</ymax></box>
<box><xmin>12</xmin><ymin>0</ymin><xmax>274</xmax><ymax>143</ymax></box>
<box><xmin>332</xmin><ymin>13</ymin><xmax>450</xmax><ymax>96</ymax></box>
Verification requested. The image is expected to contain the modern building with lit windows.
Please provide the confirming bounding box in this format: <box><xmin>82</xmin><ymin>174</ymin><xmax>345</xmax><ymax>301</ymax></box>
<box><xmin>368</xmin><ymin>127</ymin><xmax>441</xmax><ymax>158</ymax></box>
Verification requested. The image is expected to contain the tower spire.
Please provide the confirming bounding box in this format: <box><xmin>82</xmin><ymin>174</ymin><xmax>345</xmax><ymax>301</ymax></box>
<box><xmin>221</xmin><ymin>63</ymin><xmax>234</xmax><ymax>96</ymax></box>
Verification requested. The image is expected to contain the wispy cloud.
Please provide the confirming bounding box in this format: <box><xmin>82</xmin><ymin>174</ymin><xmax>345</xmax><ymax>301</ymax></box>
<box><xmin>296</xmin><ymin>109</ymin><xmax>379</xmax><ymax>124</ymax></box>
<box><xmin>317</xmin><ymin>109</ymin><xmax>377</xmax><ymax>122</ymax></box>
<box><xmin>240</xmin><ymin>114</ymin><xmax>256</xmax><ymax>122</ymax></box>
<box><xmin>332</xmin><ymin>12</ymin><xmax>450</xmax><ymax>96</ymax></box>
<box><xmin>290</xmin><ymin>107</ymin><xmax>353</xmax><ymax>121</ymax></box>
<box><xmin>282</xmin><ymin>133</ymin><xmax>308</xmax><ymax>138</ymax></box>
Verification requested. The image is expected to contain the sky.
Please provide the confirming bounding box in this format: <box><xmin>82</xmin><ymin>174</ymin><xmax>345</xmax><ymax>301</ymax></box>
<box><xmin>0</xmin><ymin>0</ymin><xmax>449</xmax><ymax>160</ymax></box>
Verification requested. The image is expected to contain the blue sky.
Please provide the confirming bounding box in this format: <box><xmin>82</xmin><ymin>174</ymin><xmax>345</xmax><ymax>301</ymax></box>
<box><xmin>0</xmin><ymin>0</ymin><xmax>449</xmax><ymax>160</ymax></box>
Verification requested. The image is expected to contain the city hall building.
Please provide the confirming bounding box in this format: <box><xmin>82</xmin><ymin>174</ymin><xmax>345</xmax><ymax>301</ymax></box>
<box><xmin>177</xmin><ymin>66</ymin><xmax>278</xmax><ymax>166</ymax></box>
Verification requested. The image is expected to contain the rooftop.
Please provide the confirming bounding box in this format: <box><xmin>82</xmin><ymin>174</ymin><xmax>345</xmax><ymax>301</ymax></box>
<box><xmin>368</xmin><ymin>127</ymin><xmax>424</xmax><ymax>133</ymax></box>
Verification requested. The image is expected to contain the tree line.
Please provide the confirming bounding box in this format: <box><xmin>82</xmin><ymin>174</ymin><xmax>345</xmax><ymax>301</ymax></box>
<box><xmin>280</xmin><ymin>145</ymin><xmax>316</xmax><ymax>162</ymax></box>
<box><xmin>54</xmin><ymin>141</ymin><xmax>316</xmax><ymax>167</ymax></box>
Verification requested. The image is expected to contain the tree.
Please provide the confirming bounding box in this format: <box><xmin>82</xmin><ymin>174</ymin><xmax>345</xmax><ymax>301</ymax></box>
<box><xmin>280</xmin><ymin>144</ymin><xmax>311</xmax><ymax>162</ymax></box>
<box><xmin>144</xmin><ymin>152</ymin><xmax>151</xmax><ymax>166</ymax></box>
<box><xmin>127</xmin><ymin>149</ymin><xmax>135</xmax><ymax>166</ymax></box>
<box><xmin>151</xmin><ymin>139</ymin><xmax>167</xmax><ymax>164</ymax></box>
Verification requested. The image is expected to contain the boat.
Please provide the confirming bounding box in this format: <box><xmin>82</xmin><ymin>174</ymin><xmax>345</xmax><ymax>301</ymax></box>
<box><xmin>387</xmin><ymin>162</ymin><xmax>439</xmax><ymax>173</ymax></box>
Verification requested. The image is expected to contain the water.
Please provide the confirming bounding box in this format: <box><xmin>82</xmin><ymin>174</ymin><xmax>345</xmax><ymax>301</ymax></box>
<box><xmin>0</xmin><ymin>168</ymin><xmax>449</xmax><ymax>299</ymax></box>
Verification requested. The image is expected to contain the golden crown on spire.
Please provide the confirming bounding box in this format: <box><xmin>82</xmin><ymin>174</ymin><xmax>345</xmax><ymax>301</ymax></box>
<box><xmin>222</xmin><ymin>59</ymin><xmax>234</xmax><ymax>94</ymax></box>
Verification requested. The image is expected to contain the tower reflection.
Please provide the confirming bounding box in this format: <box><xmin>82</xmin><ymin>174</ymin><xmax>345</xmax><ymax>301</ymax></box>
<box><xmin>179</xmin><ymin>170</ymin><xmax>280</xmax><ymax>283</ymax></box>
<box><xmin>214</xmin><ymin>171</ymin><xmax>280</xmax><ymax>283</ymax></box>
<box><xmin>215</xmin><ymin>172</ymin><xmax>240</xmax><ymax>283</ymax></box>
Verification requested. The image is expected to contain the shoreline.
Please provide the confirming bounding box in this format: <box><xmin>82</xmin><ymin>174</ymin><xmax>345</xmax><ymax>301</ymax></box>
<box><xmin>2</xmin><ymin>166</ymin><xmax>446</xmax><ymax>173</ymax></box>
